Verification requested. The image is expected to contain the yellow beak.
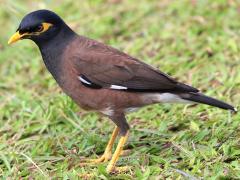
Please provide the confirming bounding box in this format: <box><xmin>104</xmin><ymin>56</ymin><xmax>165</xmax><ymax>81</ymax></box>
<box><xmin>8</xmin><ymin>31</ymin><xmax>26</xmax><ymax>45</ymax></box>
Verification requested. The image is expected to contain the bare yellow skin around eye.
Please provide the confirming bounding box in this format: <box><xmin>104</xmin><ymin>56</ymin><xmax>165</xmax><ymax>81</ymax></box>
<box><xmin>40</xmin><ymin>23</ymin><xmax>53</xmax><ymax>33</ymax></box>
<box><xmin>8</xmin><ymin>22</ymin><xmax>53</xmax><ymax>44</ymax></box>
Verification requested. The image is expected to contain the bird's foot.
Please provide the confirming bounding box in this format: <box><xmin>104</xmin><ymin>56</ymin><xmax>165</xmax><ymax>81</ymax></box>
<box><xmin>79</xmin><ymin>149</ymin><xmax>131</xmax><ymax>167</ymax></box>
<box><xmin>89</xmin><ymin>151</ymin><xmax>112</xmax><ymax>163</ymax></box>
<box><xmin>79</xmin><ymin>152</ymin><xmax>112</xmax><ymax>166</ymax></box>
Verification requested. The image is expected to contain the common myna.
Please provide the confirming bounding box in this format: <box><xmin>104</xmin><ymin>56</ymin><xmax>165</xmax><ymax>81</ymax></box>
<box><xmin>8</xmin><ymin>10</ymin><xmax>237</xmax><ymax>172</ymax></box>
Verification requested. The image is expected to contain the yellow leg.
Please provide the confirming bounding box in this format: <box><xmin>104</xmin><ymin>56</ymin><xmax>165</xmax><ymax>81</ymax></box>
<box><xmin>81</xmin><ymin>127</ymin><xmax>119</xmax><ymax>164</ymax></box>
<box><xmin>107</xmin><ymin>131</ymin><xmax>129</xmax><ymax>173</ymax></box>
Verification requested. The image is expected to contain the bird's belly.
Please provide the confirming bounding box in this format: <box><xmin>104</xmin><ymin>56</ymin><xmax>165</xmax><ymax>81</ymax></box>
<box><xmin>60</xmin><ymin>80</ymin><xmax>146</xmax><ymax>112</ymax></box>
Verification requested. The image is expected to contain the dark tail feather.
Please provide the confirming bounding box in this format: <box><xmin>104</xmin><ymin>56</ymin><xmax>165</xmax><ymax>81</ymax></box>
<box><xmin>181</xmin><ymin>92</ymin><xmax>237</xmax><ymax>112</ymax></box>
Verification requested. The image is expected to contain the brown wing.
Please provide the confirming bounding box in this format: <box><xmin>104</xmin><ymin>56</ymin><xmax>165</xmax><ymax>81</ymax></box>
<box><xmin>72</xmin><ymin>37</ymin><xmax>198</xmax><ymax>93</ymax></box>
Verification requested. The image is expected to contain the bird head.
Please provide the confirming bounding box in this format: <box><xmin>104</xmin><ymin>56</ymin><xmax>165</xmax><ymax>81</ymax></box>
<box><xmin>8</xmin><ymin>10</ymin><xmax>65</xmax><ymax>45</ymax></box>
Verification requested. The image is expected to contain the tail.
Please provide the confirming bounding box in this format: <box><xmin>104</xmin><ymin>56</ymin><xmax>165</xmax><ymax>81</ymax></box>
<box><xmin>180</xmin><ymin>92</ymin><xmax>237</xmax><ymax>112</ymax></box>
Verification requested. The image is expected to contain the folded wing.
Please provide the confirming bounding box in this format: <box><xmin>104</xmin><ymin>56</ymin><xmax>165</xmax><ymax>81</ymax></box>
<box><xmin>73</xmin><ymin>40</ymin><xmax>198</xmax><ymax>93</ymax></box>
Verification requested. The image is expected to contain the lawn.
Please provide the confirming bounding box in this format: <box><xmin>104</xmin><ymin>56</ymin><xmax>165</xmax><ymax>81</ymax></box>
<box><xmin>0</xmin><ymin>0</ymin><xmax>239</xmax><ymax>179</ymax></box>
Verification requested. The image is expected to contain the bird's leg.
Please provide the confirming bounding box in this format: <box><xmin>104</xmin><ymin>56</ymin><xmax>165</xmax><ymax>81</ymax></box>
<box><xmin>91</xmin><ymin>126</ymin><xmax>119</xmax><ymax>163</ymax></box>
<box><xmin>107</xmin><ymin>131</ymin><xmax>130</xmax><ymax>173</ymax></box>
<box><xmin>105</xmin><ymin>113</ymin><xmax>131</xmax><ymax>173</ymax></box>
<box><xmin>81</xmin><ymin>126</ymin><xmax>119</xmax><ymax>164</ymax></box>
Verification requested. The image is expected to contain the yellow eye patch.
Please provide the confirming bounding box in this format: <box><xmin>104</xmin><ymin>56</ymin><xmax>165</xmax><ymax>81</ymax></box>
<box><xmin>8</xmin><ymin>22</ymin><xmax>53</xmax><ymax>44</ymax></box>
<box><xmin>40</xmin><ymin>22</ymin><xmax>53</xmax><ymax>33</ymax></box>
<box><xmin>30</xmin><ymin>22</ymin><xmax>53</xmax><ymax>35</ymax></box>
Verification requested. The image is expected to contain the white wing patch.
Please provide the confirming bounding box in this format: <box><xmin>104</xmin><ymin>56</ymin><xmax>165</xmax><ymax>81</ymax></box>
<box><xmin>78</xmin><ymin>76</ymin><xmax>91</xmax><ymax>85</ymax></box>
<box><xmin>110</xmin><ymin>85</ymin><xmax>128</xmax><ymax>90</ymax></box>
<box><xmin>78</xmin><ymin>75</ymin><xmax>127</xmax><ymax>90</ymax></box>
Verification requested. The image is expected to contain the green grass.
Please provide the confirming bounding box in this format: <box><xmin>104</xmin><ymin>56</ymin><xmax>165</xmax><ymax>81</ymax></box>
<box><xmin>0</xmin><ymin>0</ymin><xmax>239</xmax><ymax>179</ymax></box>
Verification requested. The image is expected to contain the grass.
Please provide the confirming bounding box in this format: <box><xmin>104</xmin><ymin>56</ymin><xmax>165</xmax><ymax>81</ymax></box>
<box><xmin>0</xmin><ymin>0</ymin><xmax>239</xmax><ymax>179</ymax></box>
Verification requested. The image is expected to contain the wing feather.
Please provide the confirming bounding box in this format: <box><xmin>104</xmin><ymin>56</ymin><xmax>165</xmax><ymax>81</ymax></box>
<box><xmin>72</xmin><ymin>38</ymin><xmax>198</xmax><ymax>93</ymax></box>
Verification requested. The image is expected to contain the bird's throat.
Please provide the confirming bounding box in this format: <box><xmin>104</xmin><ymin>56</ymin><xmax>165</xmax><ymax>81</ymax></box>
<box><xmin>37</xmin><ymin>26</ymin><xmax>76</xmax><ymax>84</ymax></box>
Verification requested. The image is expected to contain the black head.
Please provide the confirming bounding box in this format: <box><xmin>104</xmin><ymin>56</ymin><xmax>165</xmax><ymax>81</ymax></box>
<box><xmin>8</xmin><ymin>10</ymin><xmax>72</xmax><ymax>45</ymax></box>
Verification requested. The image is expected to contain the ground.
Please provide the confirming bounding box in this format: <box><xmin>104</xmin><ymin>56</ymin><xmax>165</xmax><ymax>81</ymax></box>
<box><xmin>0</xmin><ymin>0</ymin><xmax>239</xmax><ymax>179</ymax></box>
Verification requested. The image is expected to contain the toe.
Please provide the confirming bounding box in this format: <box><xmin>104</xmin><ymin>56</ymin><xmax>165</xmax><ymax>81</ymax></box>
<box><xmin>79</xmin><ymin>152</ymin><xmax>112</xmax><ymax>166</ymax></box>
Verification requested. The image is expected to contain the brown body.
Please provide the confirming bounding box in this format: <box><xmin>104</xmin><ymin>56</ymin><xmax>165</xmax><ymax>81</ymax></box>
<box><xmin>60</xmin><ymin>37</ymin><xmax>153</xmax><ymax>112</ymax></box>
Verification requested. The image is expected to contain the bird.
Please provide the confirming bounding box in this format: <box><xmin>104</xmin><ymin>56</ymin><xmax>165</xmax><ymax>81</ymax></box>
<box><xmin>8</xmin><ymin>9</ymin><xmax>237</xmax><ymax>173</ymax></box>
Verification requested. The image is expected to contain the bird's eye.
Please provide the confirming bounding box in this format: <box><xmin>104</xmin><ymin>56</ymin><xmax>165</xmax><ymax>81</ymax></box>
<box><xmin>35</xmin><ymin>25</ymin><xmax>43</xmax><ymax>32</ymax></box>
